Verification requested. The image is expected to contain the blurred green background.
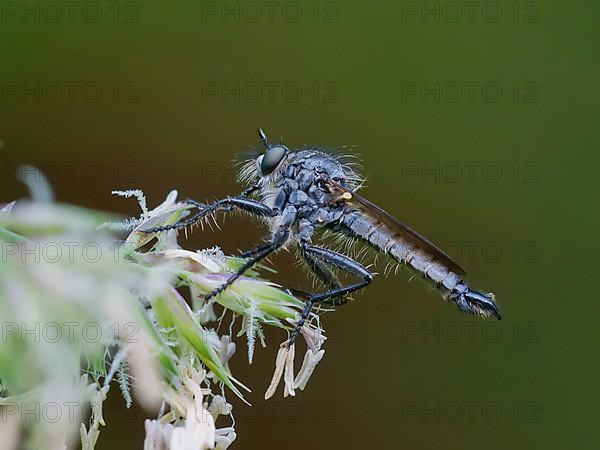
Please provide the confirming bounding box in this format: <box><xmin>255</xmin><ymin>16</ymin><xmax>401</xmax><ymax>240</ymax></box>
<box><xmin>1</xmin><ymin>0</ymin><xmax>598</xmax><ymax>448</ymax></box>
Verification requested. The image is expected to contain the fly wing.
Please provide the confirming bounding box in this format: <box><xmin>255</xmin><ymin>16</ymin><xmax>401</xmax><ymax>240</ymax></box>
<box><xmin>324</xmin><ymin>179</ymin><xmax>466</xmax><ymax>275</ymax></box>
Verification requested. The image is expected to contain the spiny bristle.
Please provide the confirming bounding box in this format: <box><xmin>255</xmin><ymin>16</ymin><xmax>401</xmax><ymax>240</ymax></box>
<box><xmin>236</xmin><ymin>157</ymin><xmax>260</xmax><ymax>186</ymax></box>
<box><xmin>325</xmin><ymin>149</ymin><xmax>365</xmax><ymax>191</ymax></box>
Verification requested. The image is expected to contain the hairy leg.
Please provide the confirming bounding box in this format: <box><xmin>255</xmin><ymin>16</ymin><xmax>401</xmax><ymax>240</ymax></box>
<box><xmin>204</xmin><ymin>224</ymin><xmax>291</xmax><ymax>301</ymax></box>
<box><xmin>289</xmin><ymin>242</ymin><xmax>373</xmax><ymax>345</ymax></box>
<box><xmin>299</xmin><ymin>250</ymin><xmax>347</xmax><ymax>306</ymax></box>
<box><xmin>142</xmin><ymin>196</ymin><xmax>274</xmax><ymax>233</ymax></box>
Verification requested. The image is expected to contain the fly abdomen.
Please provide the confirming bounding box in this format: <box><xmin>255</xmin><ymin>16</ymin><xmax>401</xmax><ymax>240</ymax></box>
<box><xmin>340</xmin><ymin>211</ymin><xmax>500</xmax><ymax>319</ymax></box>
<box><xmin>342</xmin><ymin>211</ymin><xmax>457</xmax><ymax>286</ymax></box>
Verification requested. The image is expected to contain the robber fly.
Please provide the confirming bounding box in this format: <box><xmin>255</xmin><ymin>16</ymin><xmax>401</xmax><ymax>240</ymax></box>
<box><xmin>145</xmin><ymin>129</ymin><xmax>500</xmax><ymax>343</ymax></box>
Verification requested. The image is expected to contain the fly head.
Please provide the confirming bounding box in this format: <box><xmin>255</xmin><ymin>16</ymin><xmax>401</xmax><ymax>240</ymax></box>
<box><xmin>255</xmin><ymin>128</ymin><xmax>290</xmax><ymax>178</ymax></box>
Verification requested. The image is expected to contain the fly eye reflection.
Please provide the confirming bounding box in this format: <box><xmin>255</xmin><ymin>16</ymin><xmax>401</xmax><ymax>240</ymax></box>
<box><xmin>260</xmin><ymin>145</ymin><xmax>288</xmax><ymax>176</ymax></box>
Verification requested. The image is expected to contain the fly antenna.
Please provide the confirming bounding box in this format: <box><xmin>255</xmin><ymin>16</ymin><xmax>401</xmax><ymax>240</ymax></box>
<box><xmin>257</xmin><ymin>128</ymin><xmax>270</xmax><ymax>150</ymax></box>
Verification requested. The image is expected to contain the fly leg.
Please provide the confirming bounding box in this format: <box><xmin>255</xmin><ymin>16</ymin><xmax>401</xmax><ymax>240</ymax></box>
<box><xmin>284</xmin><ymin>287</ymin><xmax>313</xmax><ymax>300</ymax></box>
<box><xmin>289</xmin><ymin>243</ymin><xmax>373</xmax><ymax>345</ymax></box>
<box><xmin>204</xmin><ymin>225</ymin><xmax>290</xmax><ymax>301</ymax></box>
<box><xmin>204</xmin><ymin>205</ymin><xmax>297</xmax><ymax>301</ymax></box>
<box><xmin>239</xmin><ymin>242</ymin><xmax>273</xmax><ymax>258</ymax></box>
<box><xmin>182</xmin><ymin>198</ymin><xmax>206</xmax><ymax>209</ymax></box>
<box><xmin>142</xmin><ymin>197</ymin><xmax>274</xmax><ymax>233</ymax></box>
<box><xmin>299</xmin><ymin>251</ymin><xmax>347</xmax><ymax>307</ymax></box>
<box><xmin>240</xmin><ymin>184</ymin><xmax>260</xmax><ymax>197</ymax></box>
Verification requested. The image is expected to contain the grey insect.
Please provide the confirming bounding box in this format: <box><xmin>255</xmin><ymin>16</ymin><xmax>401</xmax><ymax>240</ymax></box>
<box><xmin>145</xmin><ymin>129</ymin><xmax>500</xmax><ymax>343</ymax></box>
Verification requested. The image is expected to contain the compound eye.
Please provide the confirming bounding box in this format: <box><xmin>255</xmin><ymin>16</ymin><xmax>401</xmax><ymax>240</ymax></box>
<box><xmin>260</xmin><ymin>145</ymin><xmax>288</xmax><ymax>176</ymax></box>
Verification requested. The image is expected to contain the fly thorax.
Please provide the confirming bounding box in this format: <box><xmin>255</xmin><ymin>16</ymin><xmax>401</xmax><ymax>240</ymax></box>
<box><xmin>287</xmin><ymin>190</ymin><xmax>310</xmax><ymax>207</ymax></box>
<box><xmin>295</xmin><ymin>167</ymin><xmax>318</xmax><ymax>191</ymax></box>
